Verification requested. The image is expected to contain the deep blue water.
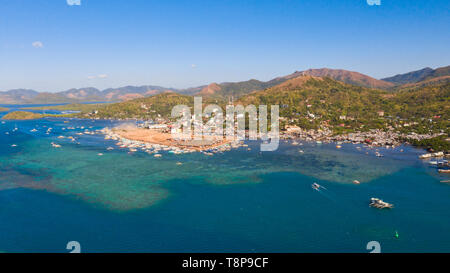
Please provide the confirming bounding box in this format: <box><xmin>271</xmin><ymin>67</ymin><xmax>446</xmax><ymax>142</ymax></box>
<box><xmin>0</xmin><ymin>106</ymin><xmax>449</xmax><ymax>253</ymax></box>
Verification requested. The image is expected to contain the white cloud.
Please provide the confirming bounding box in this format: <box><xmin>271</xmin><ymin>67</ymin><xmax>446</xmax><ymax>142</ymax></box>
<box><xmin>87</xmin><ymin>74</ymin><xmax>108</xmax><ymax>80</ymax></box>
<box><xmin>191</xmin><ymin>64</ymin><xmax>197</xmax><ymax>68</ymax></box>
<box><xmin>67</xmin><ymin>0</ymin><xmax>81</xmax><ymax>6</ymax></box>
<box><xmin>32</xmin><ymin>41</ymin><xmax>44</xmax><ymax>48</ymax></box>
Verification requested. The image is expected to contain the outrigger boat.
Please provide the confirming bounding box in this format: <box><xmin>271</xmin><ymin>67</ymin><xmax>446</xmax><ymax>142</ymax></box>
<box><xmin>311</xmin><ymin>183</ymin><xmax>326</xmax><ymax>191</ymax></box>
<box><xmin>370</xmin><ymin>198</ymin><xmax>394</xmax><ymax>209</ymax></box>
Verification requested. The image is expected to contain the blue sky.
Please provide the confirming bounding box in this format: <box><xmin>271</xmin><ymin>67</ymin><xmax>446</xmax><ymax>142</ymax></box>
<box><xmin>0</xmin><ymin>0</ymin><xmax>449</xmax><ymax>92</ymax></box>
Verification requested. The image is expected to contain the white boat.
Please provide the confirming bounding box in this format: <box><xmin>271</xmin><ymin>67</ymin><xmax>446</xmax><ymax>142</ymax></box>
<box><xmin>51</xmin><ymin>142</ymin><xmax>61</xmax><ymax>148</ymax></box>
<box><xmin>370</xmin><ymin>198</ymin><xmax>394</xmax><ymax>209</ymax></box>
<box><xmin>312</xmin><ymin>183</ymin><xmax>326</xmax><ymax>191</ymax></box>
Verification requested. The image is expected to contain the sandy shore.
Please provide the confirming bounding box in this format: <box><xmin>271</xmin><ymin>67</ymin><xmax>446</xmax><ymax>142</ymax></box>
<box><xmin>111</xmin><ymin>128</ymin><xmax>231</xmax><ymax>152</ymax></box>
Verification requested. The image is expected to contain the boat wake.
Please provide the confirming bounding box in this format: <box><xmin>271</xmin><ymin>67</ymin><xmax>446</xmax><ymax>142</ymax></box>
<box><xmin>311</xmin><ymin>183</ymin><xmax>337</xmax><ymax>202</ymax></box>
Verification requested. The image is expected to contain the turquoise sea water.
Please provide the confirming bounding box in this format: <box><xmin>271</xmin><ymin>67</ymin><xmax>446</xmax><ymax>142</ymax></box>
<box><xmin>0</xmin><ymin>105</ymin><xmax>449</xmax><ymax>253</ymax></box>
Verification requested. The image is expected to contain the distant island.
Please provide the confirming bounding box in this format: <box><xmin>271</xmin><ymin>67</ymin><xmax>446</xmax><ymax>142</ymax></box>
<box><xmin>1</xmin><ymin>111</ymin><xmax>70</xmax><ymax>120</ymax></box>
<box><xmin>2</xmin><ymin>111</ymin><xmax>46</xmax><ymax>120</ymax></box>
<box><xmin>0</xmin><ymin>107</ymin><xmax>9</xmax><ymax>112</ymax></box>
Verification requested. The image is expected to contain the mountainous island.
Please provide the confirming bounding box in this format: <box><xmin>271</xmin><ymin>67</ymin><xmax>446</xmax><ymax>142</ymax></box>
<box><xmin>2</xmin><ymin>66</ymin><xmax>449</xmax><ymax>151</ymax></box>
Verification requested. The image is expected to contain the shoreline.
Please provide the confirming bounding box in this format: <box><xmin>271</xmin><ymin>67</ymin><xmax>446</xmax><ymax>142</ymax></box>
<box><xmin>4</xmin><ymin>112</ymin><xmax>447</xmax><ymax>154</ymax></box>
<box><xmin>101</xmin><ymin>126</ymin><xmax>240</xmax><ymax>154</ymax></box>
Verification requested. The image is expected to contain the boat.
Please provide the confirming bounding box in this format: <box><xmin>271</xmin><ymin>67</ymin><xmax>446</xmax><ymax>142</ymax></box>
<box><xmin>419</xmin><ymin>152</ymin><xmax>444</xmax><ymax>159</ymax></box>
<box><xmin>312</xmin><ymin>183</ymin><xmax>326</xmax><ymax>191</ymax></box>
<box><xmin>51</xmin><ymin>142</ymin><xmax>61</xmax><ymax>148</ymax></box>
<box><xmin>353</xmin><ymin>180</ymin><xmax>360</xmax><ymax>184</ymax></box>
<box><xmin>440</xmin><ymin>180</ymin><xmax>450</xmax><ymax>183</ymax></box>
<box><xmin>336</xmin><ymin>145</ymin><xmax>342</xmax><ymax>149</ymax></box>
<box><xmin>438</xmin><ymin>161</ymin><xmax>449</xmax><ymax>167</ymax></box>
<box><xmin>438</xmin><ymin>169</ymin><xmax>450</xmax><ymax>174</ymax></box>
<box><xmin>369</xmin><ymin>198</ymin><xmax>393</xmax><ymax>209</ymax></box>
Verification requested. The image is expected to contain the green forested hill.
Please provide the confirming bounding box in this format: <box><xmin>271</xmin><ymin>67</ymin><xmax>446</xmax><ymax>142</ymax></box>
<box><xmin>79</xmin><ymin>76</ymin><xmax>449</xmax><ymax>135</ymax></box>
<box><xmin>80</xmin><ymin>93</ymin><xmax>196</xmax><ymax>120</ymax></box>
<box><xmin>238</xmin><ymin>76</ymin><xmax>449</xmax><ymax>133</ymax></box>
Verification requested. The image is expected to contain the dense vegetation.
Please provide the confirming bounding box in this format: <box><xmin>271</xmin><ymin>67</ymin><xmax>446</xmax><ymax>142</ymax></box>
<box><xmin>238</xmin><ymin>77</ymin><xmax>389</xmax><ymax>130</ymax></box>
<box><xmin>406</xmin><ymin>135</ymin><xmax>450</xmax><ymax>152</ymax></box>
<box><xmin>77</xmin><ymin>77</ymin><xmax>449</xmax><ymax>136</ymax></box>
<box><xmin>1</xmin><ymin>111</ymin><xmax>71</xmax><ymax>120</ymax></box>
<box><xmin>2</xmin><ymin>111</ymin><xmax>46</xmax><ymax>120</ymax></box>
<box><xmin>78</xmin><ymin>93</ymin><xmax>196</xmax><ymax>120</ymax></box>
<box><xmin>238</xmin><ymin>77</ymin><xmax>449</xmax><ymax>134</ymax></box>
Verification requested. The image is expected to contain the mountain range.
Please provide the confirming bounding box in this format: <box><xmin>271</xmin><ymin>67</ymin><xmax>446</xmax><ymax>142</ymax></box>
<box><xmin>382</xmin><ymin>66</ymin><xmax>450</xmax><ymax>85</ymax></box>
<box><xmin>1</xmin><ymin>65</ymin><xmax>449</xmax><ymax>104</ymax></box>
